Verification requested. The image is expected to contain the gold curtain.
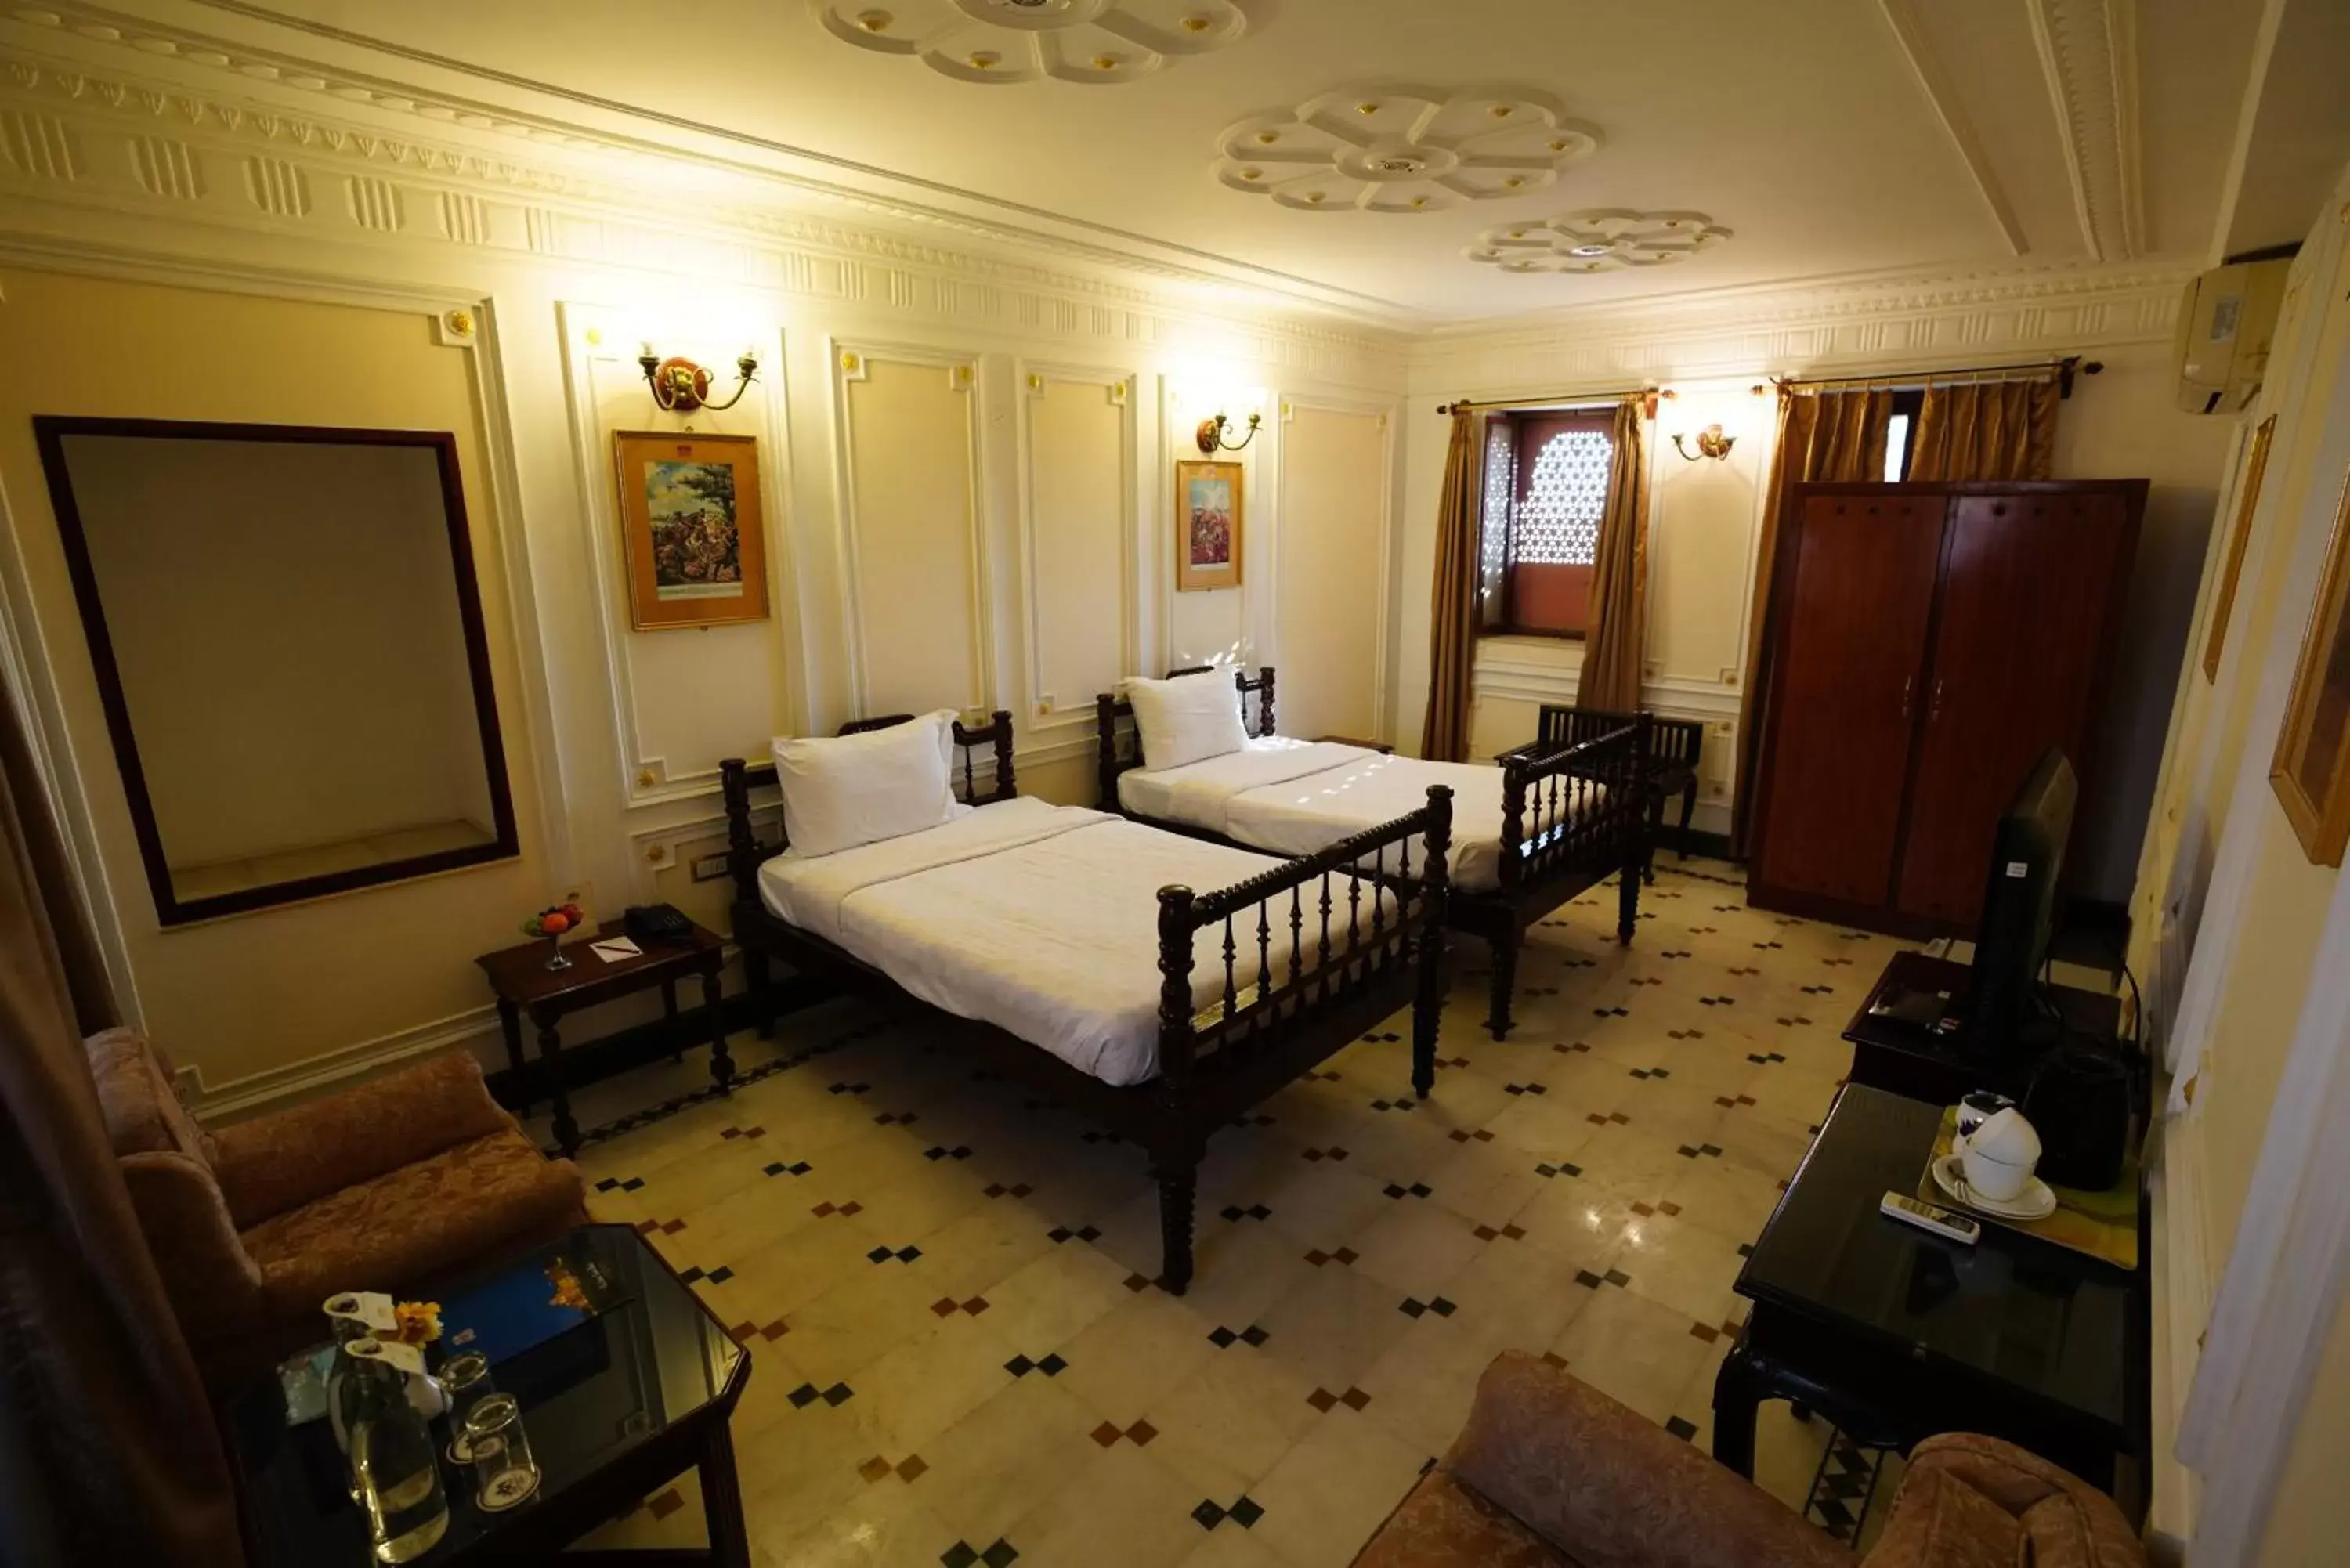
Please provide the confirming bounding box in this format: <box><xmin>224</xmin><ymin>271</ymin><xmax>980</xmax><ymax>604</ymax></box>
<box><xmin>1577</xmin><ymin>398</ymin><xmax>1652</xmax><ymax>712</ymax></box>
<box><xmin>1420</xmin><ymin>409</ymin><xmax>1484</xmax><ymax>761</ymax></box>
<box><xmin>0</xmin><ymin>674</ymin><xmax>244</xmax><ymax>1567</ymax></box>
<box><xmin>1727</xmin><ymin>385</ymin><xmax>1894</xmax><ymax>852</ymax></box>
<box><xmin>1909</xmin><ymin>376</ymin><xmax>2059</xmax><ymax>481</ymax></box>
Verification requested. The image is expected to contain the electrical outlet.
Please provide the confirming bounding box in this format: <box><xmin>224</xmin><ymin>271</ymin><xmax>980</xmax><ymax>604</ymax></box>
<box><xmin>690</xmin><ymin>852</ymin><xmax>732</xmax><ymax>883</ymax></box>
<box><xmin>172</xmin><ymin>1063</ymin><xmax>204</xmax><ymax>1101</ymax></box>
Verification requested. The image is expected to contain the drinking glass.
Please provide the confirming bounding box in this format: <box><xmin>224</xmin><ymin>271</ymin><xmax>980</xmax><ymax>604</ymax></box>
<box><xmin>462</xmin><ymin>1393</ymin><xmax>540</xmax><ymax>1512</ymax></box>
<box><xmin>438</xmin><ymin>1351</ymin><xmax>493</xmax><ymax>1465</ymax></box>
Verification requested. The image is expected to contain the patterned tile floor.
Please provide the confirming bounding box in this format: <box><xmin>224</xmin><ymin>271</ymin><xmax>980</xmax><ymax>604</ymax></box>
<box><xmin>537</xmin><ymin>858</ymin><xmax>1916</xmax><ymax>1566</ymax></box>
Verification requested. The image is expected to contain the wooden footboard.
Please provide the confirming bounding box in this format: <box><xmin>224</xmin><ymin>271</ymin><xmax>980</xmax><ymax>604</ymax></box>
<box><xmin>714</xmin><ymin>708</ymin><xmax>1452</xmax><ymax>1295</ymax></box>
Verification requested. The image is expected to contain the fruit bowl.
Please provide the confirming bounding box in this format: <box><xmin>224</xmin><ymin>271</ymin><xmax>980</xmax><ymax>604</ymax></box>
<box><xmin>522</xmin><ymin>902</ymin><xmax>588</xmax><ymax>970</ymax></box>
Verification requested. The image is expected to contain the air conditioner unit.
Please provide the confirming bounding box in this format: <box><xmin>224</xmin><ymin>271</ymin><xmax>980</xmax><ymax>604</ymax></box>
<box><xmin>2174</xmin><ymin>258</ymin><xmax>2292</xmax><ymax>414</ymax></box>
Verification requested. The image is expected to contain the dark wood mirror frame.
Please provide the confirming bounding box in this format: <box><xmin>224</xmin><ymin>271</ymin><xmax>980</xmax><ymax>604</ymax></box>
<box><xmin>33</xmin><ymin>416</ymin><xmax>522</xmax><ymax>926</ymax></box>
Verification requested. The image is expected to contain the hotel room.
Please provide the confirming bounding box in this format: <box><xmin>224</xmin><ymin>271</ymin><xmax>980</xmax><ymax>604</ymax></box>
<box><xmin>4</xmin><ymin>2</ymin><xmax>2350</xmax><ymax>1565</ymax></box>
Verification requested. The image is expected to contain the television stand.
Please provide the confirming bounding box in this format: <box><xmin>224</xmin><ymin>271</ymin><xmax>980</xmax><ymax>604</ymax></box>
<box><xmin>1842</xmin><ymin>951</ymin><xmax>2124</xmax><ymax>1106</ymax></box>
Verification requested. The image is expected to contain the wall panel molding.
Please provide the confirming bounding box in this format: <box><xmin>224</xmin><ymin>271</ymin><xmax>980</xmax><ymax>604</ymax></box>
<box><xmin>1278</xmin><ymin>392</ymin><xmax>1397</xmax><ymax>742</ymax></box>
<box><xmin>1014</xmin><ymin>362</ymin><xmax>1137</xmax><ymax>741</ymax></box>
<box><xmin>830</xmin><ymin>338</ymin><xmax>991</xmax><ymax>719</ymax></box>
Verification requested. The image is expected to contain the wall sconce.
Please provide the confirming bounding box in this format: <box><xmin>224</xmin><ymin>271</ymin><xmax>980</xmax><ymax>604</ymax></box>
<box><xmin>1672</xmin><ymin>424</ymin><xmax>1737</xmax><ymax>461</ymax></box>
<box><xmin>1195</xmin><ymin>410</ymin><xmax>1263</xmax><ymax>454</ymax></box>
<box><xmin>639</xmin><ymin>344</ymin><xmax>759</xmax><ymax>414</ymax></box>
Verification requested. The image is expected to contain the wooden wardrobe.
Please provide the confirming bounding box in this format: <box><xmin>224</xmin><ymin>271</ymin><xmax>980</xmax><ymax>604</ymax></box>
<box><xmin>1747</xmin><ymin>480</ymin><xmax>2145</xmax><ymax>937</ymax></box>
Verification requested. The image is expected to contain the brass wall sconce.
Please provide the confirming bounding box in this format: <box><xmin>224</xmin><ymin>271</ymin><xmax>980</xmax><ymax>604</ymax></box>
<box><xmin>1672</xmin><ymin>424</ymin><xmax>1737</xmax><ymax>461</ymax></box>
<box><xmin>639</xmin><ymin>345</ymin><xmax>760</xmax><ymax>414</ymax></box>
<box><xmin>1195</xmin><ymin>411</ymin><xmax>1263</xmax><ymax>454</ymax></box>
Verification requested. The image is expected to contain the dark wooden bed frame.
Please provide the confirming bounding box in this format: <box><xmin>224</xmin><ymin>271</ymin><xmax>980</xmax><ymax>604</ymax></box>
<box><xmin>719</xmin><ymin>709</ymin><xmax>1454</xmax><ymax>1294</ymax></box>
<box><xmin>1096</xmin><ymin>669</ymin><xmax>1651</xmax><ymax>1041</ymax></box>
<box><xmin>1536</xmin><ymin>704</ymin><xmax>1706</xmax><ymax>883</ymax></box>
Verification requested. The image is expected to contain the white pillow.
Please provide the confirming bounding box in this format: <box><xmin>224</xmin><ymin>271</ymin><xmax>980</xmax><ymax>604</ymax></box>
<box><xmin>1126</xmin><ymin>670</ymin><xmax>1249</xmax><ymax>771</ymax></box>
<box><xmin>772</xmin><ymin>710</ymin><xmax>963</xmax><ymax>858</ymax></box>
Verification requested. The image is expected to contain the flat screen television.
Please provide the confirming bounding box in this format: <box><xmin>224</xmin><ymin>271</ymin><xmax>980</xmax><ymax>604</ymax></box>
<box><xmin>1965</xmin><ymin>748</ymin><xmax>2077</xmax><ymax>1050</ymax></box>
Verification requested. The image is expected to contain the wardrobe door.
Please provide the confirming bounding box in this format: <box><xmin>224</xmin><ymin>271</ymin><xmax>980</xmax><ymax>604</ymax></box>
<box><xmin>1893</xmin><ymin>490</ymin><xmax>2136</xmax><ymax>928</ymax></box>
<box><xmin>1752</xmin><ymin>492</ymin><xmax>1947</xmax><ymax>909</ymax></box>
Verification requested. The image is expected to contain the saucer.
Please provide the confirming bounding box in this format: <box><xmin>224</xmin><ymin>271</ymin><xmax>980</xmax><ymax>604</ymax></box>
<box><xmin>1932</xmin><ymin>1154</ymin><xmax>2056</xmax><ymax>1220</ymax></box>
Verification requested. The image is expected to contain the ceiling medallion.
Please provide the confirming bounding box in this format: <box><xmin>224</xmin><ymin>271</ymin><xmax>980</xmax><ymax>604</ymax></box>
<box><xmin>1466</xmin><ymin>208</ymin><xmax>1731</xmax><ymax>273</ymax></box>
<box><xmin>812</xmin><ymin>0</ymin><xmax>1267</xmax><ymax>85</ymax></box>
<box><xmin>1213</xmin><ymin>83</ymin><xmax>1600</xmax><ymax>213</ymax></box>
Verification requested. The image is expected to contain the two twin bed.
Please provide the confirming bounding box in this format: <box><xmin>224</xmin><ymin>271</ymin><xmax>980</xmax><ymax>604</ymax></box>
<box><xmin>718</xmin><ymin>674</ymin><xmax>1652</xmax><ymax>1292</ymax></box>
<box><xmin>721</xmin><ymin>710</ymin><xmax>1452</xmax><ymax>1293</ymax></box>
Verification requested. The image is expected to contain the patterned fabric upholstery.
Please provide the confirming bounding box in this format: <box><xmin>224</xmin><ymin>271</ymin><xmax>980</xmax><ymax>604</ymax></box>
<box><xmin>241</xmin><ymin>1126</ymin><xmax>585</xmax><ymax>1318</ymax></box>
<box><xmin>84</xmin><ymin>1031</ymin><xmax>587</xmax><ymax>1385</ymax></box>
<box><xmin>1350</xmin><ymin>1355</ymin><xmax>2149</xmax><ymax>1568</ymax></box>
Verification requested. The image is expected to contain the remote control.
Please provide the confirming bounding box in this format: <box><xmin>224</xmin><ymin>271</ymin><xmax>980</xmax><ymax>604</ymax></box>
<box><xmin>1880</xmin><ymin>1190</ymin><xmax>1981</xmax><ymax>1245</ymax></box>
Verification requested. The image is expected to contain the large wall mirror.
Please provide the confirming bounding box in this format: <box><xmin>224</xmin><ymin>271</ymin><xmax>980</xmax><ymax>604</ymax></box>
<box><xmin>34</xmin><ymin>417</ymin><xmax>519</xmax><ymax>925</ymax></box>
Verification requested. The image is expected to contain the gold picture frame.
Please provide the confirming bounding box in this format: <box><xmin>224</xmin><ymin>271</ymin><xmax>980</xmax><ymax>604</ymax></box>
<box><xmin>2204</xmin><ymin>414</ymin><xmax>2276</xmax><ymax>681</ymax></box>
<box><xmin>613</xmin><ymin>430</ymin><xmax>770</xmax><ymax>630</ymax></box>
<box><xmin>2272</xmin><ymin>467</ymin><xmax>2350</xmax><ymax>866</ymax></box>
<box><xmin>1175</xmin><ymin>459</ymin><xmax>1244</xmax><ymax>593</ymax></box>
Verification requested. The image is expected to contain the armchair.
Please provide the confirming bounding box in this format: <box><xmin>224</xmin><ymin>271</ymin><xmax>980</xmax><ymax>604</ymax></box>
<box><xmin>87</xmin><ymin>1028</ymin><xmax>587</xmax><ymax>1386</ymax></box>
<box><xmin>1352</xmin><ymin>1353</ymin><xmax>2145</xmax><ymax>1568</ymax></box>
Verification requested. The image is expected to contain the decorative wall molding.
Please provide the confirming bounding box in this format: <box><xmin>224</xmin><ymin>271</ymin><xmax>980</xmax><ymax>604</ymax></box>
<box><xmin>556</xmin><ymin>306</ymin><xmax>807</xmax><ymax>814</ymax></box>
<box><xmin>829</xmin><ymin>338</ymin><xmax>992</xmax><ymax>718</ymax></box>
<box><xmin>1014</xmin><ymin>361</ymin><xmax>1137</xmax><ymax>739</ymax></box>
<box><xmin>191</xmin><ymin>1000</ymin><xmax>501</xmax><ymax>1118</ymax></box>
<box><xmin>0</xmin><ymin>23</ymin><xmax>1413</xmax><ymax>377</ymax></box>
<box><xmin>815</xmin><ymin>0</ymin><xmax>1268</xmax><ymax>86</ymax></box>
<box><xmin>2026</xmin><ymin>0</ymin><xmax>2145</xmax><ymax>261</ymax></box>
<box><xmin>1279</xmin><ymin>392</ymin><xmax>1397</xmax><ymax>741</ymax></box>
<box><xmin>1213</xmin><ymin>83</ymin><xmax>1599</xmax><ymax>214</ymax></box>
<box><xmin>1411</xmin><ymin>258</ymin><xmax>2196</xmax><ymax>389</ymax></box>
<box><xmin>1469</xmin><ymin>209</ymin><xmax>1730</xmax><ymax>276</ymax></box>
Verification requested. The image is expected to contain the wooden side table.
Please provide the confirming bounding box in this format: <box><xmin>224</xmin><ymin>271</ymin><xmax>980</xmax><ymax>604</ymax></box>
<box><xmin>475</xmin><ymin>918</ymin><xmax>732</xmax><ymax>1157</ymax></box>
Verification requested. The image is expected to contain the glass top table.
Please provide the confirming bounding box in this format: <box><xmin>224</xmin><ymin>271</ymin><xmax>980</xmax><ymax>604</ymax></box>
<box><xmin>225</xmin><ymin>1224</ymin><xmax>752</xmax><ymax>1566</ymax></box>
<box><xmin>1712</xmin><ymin>1084</ymin><xmax>2144</xmax><ymax>1508</ymax></box>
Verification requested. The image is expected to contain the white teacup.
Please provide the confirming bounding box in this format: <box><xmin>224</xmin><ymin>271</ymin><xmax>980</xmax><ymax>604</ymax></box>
<box><xmin>1960</xmin><ymin>1107</ymin><xmax>2043</xmax><ymax>1203</ymax></box>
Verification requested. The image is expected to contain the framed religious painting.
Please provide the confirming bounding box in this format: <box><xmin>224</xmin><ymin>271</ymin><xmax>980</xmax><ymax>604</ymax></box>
<box><xmin>2204</xmin><ymin>414</ymin><xmax>2276</xmax><ymax>681</ymax></box>
<box><xmin>1175</xmin><ymin>459</ymin><xmax>1244</xmax><ymax>592</ymax></box>
<box><xmin>612</xmin><ymin>431</ymin><xmax>770</xmax><ymax>630</ymax></box>
<box><xmin>2273</xmin><ymin>468</ymin><xmax>2350</xmax><ymax>866</ymax></box>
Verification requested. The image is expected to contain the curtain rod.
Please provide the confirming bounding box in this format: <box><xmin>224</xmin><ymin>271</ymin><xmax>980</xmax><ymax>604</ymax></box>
<box><xmin>1771</xmin><ymin>356</ymin><xmax>2101</xmax><ymax>400</ymax></box>
<box><xmin>1437</xmin><ymin>386</ymin><xmax>1656</xmax><ymax>416</ymax></box>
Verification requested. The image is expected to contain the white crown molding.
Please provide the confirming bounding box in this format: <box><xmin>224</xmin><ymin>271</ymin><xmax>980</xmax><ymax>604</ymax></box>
<box><xmin>2026</xmin><ymin>0</ymin><xmax>2145</xmax><ymax>262</ymax></box>
<box><xmin>9</xmin><ymin>0</ymin><xmax>1427</xmax><ymax>326</ymax></box>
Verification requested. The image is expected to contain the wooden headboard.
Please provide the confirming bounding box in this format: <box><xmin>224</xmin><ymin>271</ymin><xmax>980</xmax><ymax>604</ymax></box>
<box><xmin>1094</xmin><ymin>667</ymin><xmax>1275</xmax><ymax>809</ymax></box>
<box><xmin>718</xmin><ymin>709</ymin><xmax>1015</xmax><ymax>903</ymax></box>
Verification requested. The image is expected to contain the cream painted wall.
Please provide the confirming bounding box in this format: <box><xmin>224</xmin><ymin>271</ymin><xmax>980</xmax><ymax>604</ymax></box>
<box><xmin>58</xmin><ymin>434</ymin><xmax>494</xmax><ymax>869</ymax></box>
<box><xmin>0</xmin><ymin>268</ymin><xmax>552</xmax><ymax>1088</ymax></box>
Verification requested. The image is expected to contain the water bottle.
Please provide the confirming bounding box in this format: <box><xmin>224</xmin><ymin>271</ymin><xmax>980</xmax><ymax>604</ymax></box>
<box><xmin>344</xmin><ymin>1340</ymin><xmax>450</xmax><ymax>1563</ymax></box>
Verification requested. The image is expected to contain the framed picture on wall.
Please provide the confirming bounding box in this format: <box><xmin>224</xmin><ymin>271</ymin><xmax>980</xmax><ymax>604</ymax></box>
<box><xmin>2204</xmin><ymin>414</ymin><xmax>2276</xmax><ymax>681</ymax></box>
<box><xmin>612</xmin><ymin>430</ymin><xmax>770</xmax><ymax>630</ymax></box>
<box><xmin>2273</xmin><ymin>468</ymin><xmax>2350</xmax><ymax>866</ymax></box>
<box><xmin>1175</xmin><ymin>459</ymin><xmax>1244</xmax><ymax>593</ymax></box>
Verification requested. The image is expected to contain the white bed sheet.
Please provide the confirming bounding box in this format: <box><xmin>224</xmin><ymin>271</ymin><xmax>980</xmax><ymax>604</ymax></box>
<box><xmin>758</xmin><ymin>797</ymin><xmax>1298</xmax><ymax>1086</ymax></box>
<box><xmin>1118</xmin><ymin>737</ymin><xmax>1513</xmax><ymax>891</ymax></box>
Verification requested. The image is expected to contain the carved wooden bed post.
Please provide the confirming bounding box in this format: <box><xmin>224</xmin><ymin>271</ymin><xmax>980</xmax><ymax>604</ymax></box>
<box><xmin>1255</xmin><ymin>667</ymin><xmax>1277</xmax><ymax>737</ymax></box>
<box><xmin>1153</xmin><ymin>883</ymin><xmax>1201</xmax><ymax>1295</ymax></box>
<box><xmin>1097</xmin><ymin>692</ymin><xmax>1123</xmax><ymax>808</ymax></box>
<box><xmin>720</xmin><ymin>757</ymin><xmax>776</xmax><ymax>1038</ymax></box>
<box><xmin>1488</xmin><ymin>750</ymin><xmax>1531</xmax><ymax>1040</ymax></box>
<box><xmin>1412</xmin><ymin>784</ymin><xmax>1454</xmax><ymax>1100</ymax></box>
<box><xmin>989</xmin><ymin>710</ymin><xmax>1016</xmax><ymax>801</ymax></box>
<box><xmin>1619</xmin><ymin>714</ymin><xmax>1653</xmax><ymax>945</ymax></box>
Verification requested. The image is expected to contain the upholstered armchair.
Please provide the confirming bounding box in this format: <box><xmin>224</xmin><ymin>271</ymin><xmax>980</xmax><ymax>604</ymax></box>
<box><xmin>87</xmin><ymin>1028</ymin><xmax>587</xmax><ymax>1387</ymax></box>
<box><xmin>1353</xmin><ymin>1353</ymin><xmax>2146</xmax><ymax>1568</ymax></box>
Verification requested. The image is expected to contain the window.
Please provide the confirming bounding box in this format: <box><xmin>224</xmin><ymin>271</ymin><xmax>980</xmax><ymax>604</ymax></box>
<box><xmin>1882</xmin><ymin>388</ymin><xmax>1925</xmax><ymax>481</ymax></box>
<box><xmin>1478</xmin><ymin>409</ymin><xmax>1616</xmax><ymax>638</ymax></box>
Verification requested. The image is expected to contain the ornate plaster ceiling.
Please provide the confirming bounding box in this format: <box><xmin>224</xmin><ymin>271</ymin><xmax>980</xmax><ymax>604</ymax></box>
<box><xmin>1212</xmin><ymin>84</ymin><xmax>1598</xmax><ymax>214</ymax></box>
<box><xmin>812</xmin><ymin>0</ymin><xmax>1267</xmax><ymax>85</ymax></box>
<box><xmin>1469</xmin><ymin>209</ymin><xmax>1732</xmax><ymax>274</ymax></box>
<box><xmin>45</xmin><ymin>0</ymin><xmax>2273</xmax><ymax>326</ymax></box>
